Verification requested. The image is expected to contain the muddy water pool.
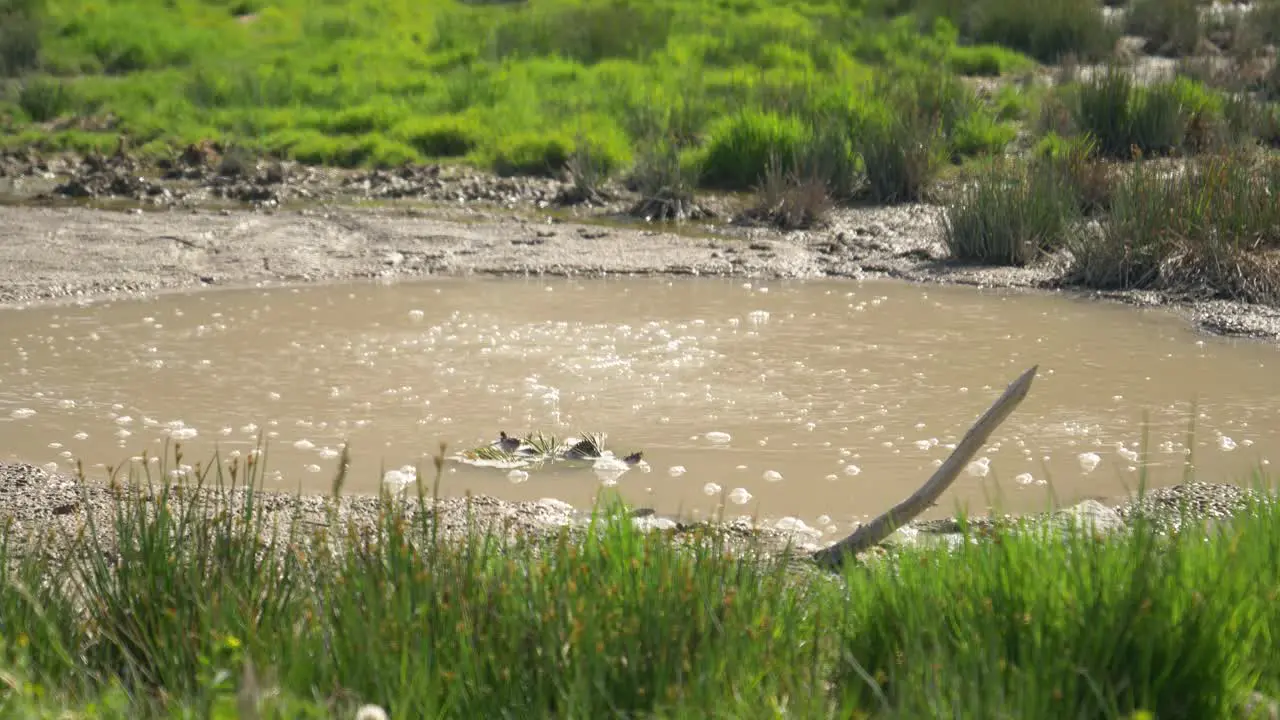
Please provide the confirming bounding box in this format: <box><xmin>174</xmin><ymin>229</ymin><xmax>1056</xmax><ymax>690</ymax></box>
<box><xmin>1</xmin><ymin>277</ymin><xmax>1276</xmax><ymax>533</ymax></box>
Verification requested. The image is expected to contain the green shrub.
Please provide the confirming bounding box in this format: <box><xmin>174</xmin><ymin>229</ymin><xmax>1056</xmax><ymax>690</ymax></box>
<box><xmin>947</xmin><ymin>43</ymin><xmax>1035</xmax><ymax>76</ymax></box>
<box><xmin>800</xmin><ymin>112</ymin><xmax>861</xmax><ymax>200</ymax></box>
<box><xmin>1071</xmin><ymin>69</ymin><xmax>1192</xmax><ymax>158</ymax></box>
<box><xmin>698</xmin><ymin>111</ymin><xmax>810</xmax><ymax>191</ymax></box>
<box><xmin>0</xmin><ymin>0</ymin><xmax>42</xmax><ymax>76</ymax></box>
<box><xmin>16</xmin><ymin>75</ymin><xmax>77</xmax><ymax>122</ymax></box>
<box><xmin>1167</xmin><ymin>77</ymin><xmax>1223</xmax><ymax>145</ymax></box>
<box><xmin>991</xmin><ymin>82</ymin><xmax>1039</xmax><ymax>122</ymax></box>
<box><xmin>1127</xmin><ymin>0</ymin><xmax>1202</xmax><ymax>56</ymax></box>
<box><xmin>1070</xmin><ymin>153</ymin><xmax>1280</xmax><ymax>302</ymax></box>
<box><xmin>855</xmin><ymin>106</ymin><xmax>944</xmax><ymax>203</ymax></box>
<box><xmin>930</xmin><ymin>0</ymin><xmax>1116</xmax><ymax>63</ymax></box>
<box><xmin>484</xmin><ymin>2</ymin><xmax>674</xmax><ymax>64</ymax></box>
<box><xmin>394</xmin><ymin>116</ymin><xmax>480</xmax><ymax>158</ymax></box>
<box><xmin>323</xmin><ymin>104</ymin><xmax>409</xmax><ymax>135</ymax></box>
<box><xmin>490</xmin><ymin>132</ymin><xmax>573</xmax><ymax>177</ymax></box>
<box><xmin>1033</xmin><ymin>132</ymin><xmax>1115</xmax><ymax>215</ymax></box>
<box><xmin>949</xmin><ymin>112</ymin><xmax>1017</xmax><ymax>159</ymax></box>
<box><xmin>943</xmin><ymin>159</ymin><xmax>1076</xmax><ymax>265</ymax></box>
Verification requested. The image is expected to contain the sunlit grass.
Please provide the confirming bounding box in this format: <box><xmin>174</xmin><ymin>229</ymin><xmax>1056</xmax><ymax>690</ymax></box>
<box><xmin>0</xmin><ymin>0</ymin><xmax>1033</xmax><ymax>178</ymax></box>
<box><xmin>1</xmin><ymin>440</ymin><xmax>1280</xmax><ymax>718</ymax></box>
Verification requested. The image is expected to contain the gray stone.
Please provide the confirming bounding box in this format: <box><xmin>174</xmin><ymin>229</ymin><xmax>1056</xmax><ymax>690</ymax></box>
<box><xmin>631</xmin><ymin>515</ymin><xmax>679</xmax><ymax>533</ymax></box>
<box><xmin>1052</xmin><ymin>499</ymin><xmax>1126</xmax><ymax>535</ymax></box>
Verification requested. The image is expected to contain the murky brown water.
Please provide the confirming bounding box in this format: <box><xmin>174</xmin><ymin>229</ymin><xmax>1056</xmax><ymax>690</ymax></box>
<box><xmin>2</xmin><ymin>277</ymin><xmax>1277</xmax><ymax>533</ymax></box>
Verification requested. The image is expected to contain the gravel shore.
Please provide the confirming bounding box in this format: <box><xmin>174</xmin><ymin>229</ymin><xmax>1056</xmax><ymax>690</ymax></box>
<box><xmin>2</xmin><ymin>460</ymin><xmax>1269</xmax><ymax>563</ymax></box>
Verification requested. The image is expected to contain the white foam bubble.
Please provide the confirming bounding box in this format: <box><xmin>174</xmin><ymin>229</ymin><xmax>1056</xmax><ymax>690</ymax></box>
<box><xmin>763</xmin><ymin>470</ymin><xmax>783</xmax><ymax>483</ymax></box>
<box><xmin>293</xmin><ymin>439</ymin><xmax>315</xmax><ymax>450</ymax></box>
<box><xmin>383</xmin><ymin>469</ymin><xmax>415</xmax><ymax>490</ymax></box>
<box><xmin>703</xmin><ymin>482</ymin><xmax>722</xmax><ymax>496</ymax></box>
<box><xmin>10</xmin><ymin>408</ymin><xmax>36</xmax><ymax>419</ymax></box>
<box><xmin>704</xmin><ymin>431</ymin><xmax>731</xmax><ymax>444</ymax></box>
<box><xmin>1078</xmin><ymin>452</ymin><xmax>1101</xmax><ymax>473</ymax></box>
<box><xmin>843</xmin><ymin>464</ymin><xmax>862</xmax><ymax>477</ymax></box>
<box><xmin>169</xmin><ymin>427</ymin><xmax>198</xmax><ymax>441</ymax></box>
<box><xmin>507</xmin><ymin>469</ymin><xmax>529</xmax><ymax>484</ymax></box>
<box><xmin>728</xmin><ymin>487</ymin><xmax>753</xmax><ymax>505</ymax></box>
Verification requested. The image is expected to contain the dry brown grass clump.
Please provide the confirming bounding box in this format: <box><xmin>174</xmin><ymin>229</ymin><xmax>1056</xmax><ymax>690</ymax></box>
<box><xmin>737</xmin><ymin>161</ymin><xmax>832</xmax><ymax>231</ymax></box>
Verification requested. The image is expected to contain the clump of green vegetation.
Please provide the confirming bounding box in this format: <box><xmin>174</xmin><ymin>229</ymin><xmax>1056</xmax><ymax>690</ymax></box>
<box><xmin>1034</xmin><ymin>132</ymin><xmax>1115</xmax><ymax>215</ymax></box>
<box><xmin>15</xmin><ymin>74</ymin><xmax>78</xmax><ymax>122</ymax></box>
<box><xmin>490</xmin><ymin>132</ymin><xmax>574</xmax><ymax>178</ymax></box>
<box><xmin>1068</xmin><ymin>153</ymin><xmax>1280</xmax><ymax>303</ymax></box>
<box><xmin>917</xmin><ymin>0</ymin><xmax>1117</xmax><ymax>63</ymax></box>
<box><xmin>0</xmin><ymin>0</ymin><xmax>43</xmax><ymax>77</ymax></box>
<box><xmin>855</xmin><ymin>104</ymin><xmax>945</xmax><ymax>204</ymax></box>
<box><xmin>942</xmin><ymin>158</ymin><xmax>1076</xmax><ymax>265</ymax></box>
<box><xmin>0</xmin><ymin>0</ymin><xmax>1031</xmax><ymax>178</ymax></box>
<box><xmin>392</xmin><ymin>115</ymin><xmax>480</xmax><ymax>159</ymax></box>
<box><xmin>1068</xmin><ymin>69</ymin><xmax>1225</xmax><ymax>159</ymax></box>
<box><xmin>698</xmin><ymin>110</ymin><xmax>811</xmax><ymax>191</ymax></box>
<box><xmin>947</xmin><ymin>43</ymin><xmax>1036</xmax><ymax>77</ymax></box>
<box><xmin>4</xmin><ymin>443</ymin><xmax>1280</xmax><ymax>717</ymax></box>
<box><xmin>1127</xmin><ymin>0</ymin><xmax>1202</xmax><ymax>56</ymax></box>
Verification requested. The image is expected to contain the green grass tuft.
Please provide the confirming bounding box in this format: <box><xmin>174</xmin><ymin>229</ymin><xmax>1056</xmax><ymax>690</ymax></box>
<box><xmin>4</xmin><ymin>443</ymin><xmax>1280</xmax><ymax>717</ymax></box>
<box><xmin>943</xmin><ymin>158</ymin><xmax>1076</xmax><ymax>265</ymax></box>
<box><xmin>393</xmin><ymin>115</ymin><xmax>480</xmax><ymax>159</ymax></box>
<box><xmin>920</xmin><ymin>0</ymin><xmax>1117</xmax><ymax>63</ymax></box>
<box><xmin>1068</xmin><ymin>152</ymin><xmax>1280</xmax><ymax>303</ymax></box>
<box><xmin>698</xmin><ymin>110</ymin><xmax>811</xmax><ymax>191</ymax></box>
<box><xmin>1069</xmin><ymin>70</ymin><xmax>1227</xmax><ymax>159</ymax></box>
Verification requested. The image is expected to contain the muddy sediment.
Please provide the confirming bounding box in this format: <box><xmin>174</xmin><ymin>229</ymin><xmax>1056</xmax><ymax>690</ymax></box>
<box><xmin>3</xmin><ymin>149</ymin><xmax>1280</xmax><ymax>342</ymax></box>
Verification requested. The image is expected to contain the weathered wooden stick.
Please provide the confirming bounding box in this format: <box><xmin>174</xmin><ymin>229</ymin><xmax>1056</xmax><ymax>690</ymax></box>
<box><xmin>811</xmin><ymin>365</ymin><xmax>1039</xmax><ymax>570</ymax></box>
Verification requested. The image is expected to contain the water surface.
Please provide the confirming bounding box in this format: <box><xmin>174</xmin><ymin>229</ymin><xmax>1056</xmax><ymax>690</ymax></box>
<box><xmin>1</xmin><ymin>277</ymin><xmax>1275</xmax><ymax>534</ymax></box>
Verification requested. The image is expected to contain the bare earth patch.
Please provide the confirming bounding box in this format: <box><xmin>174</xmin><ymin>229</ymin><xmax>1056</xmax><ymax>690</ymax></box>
<box><xmin>2</xmin><ymin>198</ymin><xmax>1278</xmax><ymax>343</ymax></box>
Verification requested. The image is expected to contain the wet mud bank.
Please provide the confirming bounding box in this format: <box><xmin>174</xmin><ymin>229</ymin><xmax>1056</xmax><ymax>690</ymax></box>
<box><xmin>2</xmin><ymin>199</ymin><xmax>1280</xmax><ymax>344</ymax></box>
<box><xmin>3</xmin><ymin>150</ymin><xmax>1279</xmax><ymax>341</ymax></box>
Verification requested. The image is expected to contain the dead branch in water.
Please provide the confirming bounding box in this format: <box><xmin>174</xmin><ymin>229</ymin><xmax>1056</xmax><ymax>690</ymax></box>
<box><xmin>811</xmin><ymin>365</ymin><xmax>1039</xmax><ymax>570</ymax></box>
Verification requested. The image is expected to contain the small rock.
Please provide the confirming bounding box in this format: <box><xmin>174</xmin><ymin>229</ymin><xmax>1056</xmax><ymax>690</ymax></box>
<box><xmin>1053</xmin><ymin>499</ymin><xmax>1125</xmax><ymax>534</ymax></box>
